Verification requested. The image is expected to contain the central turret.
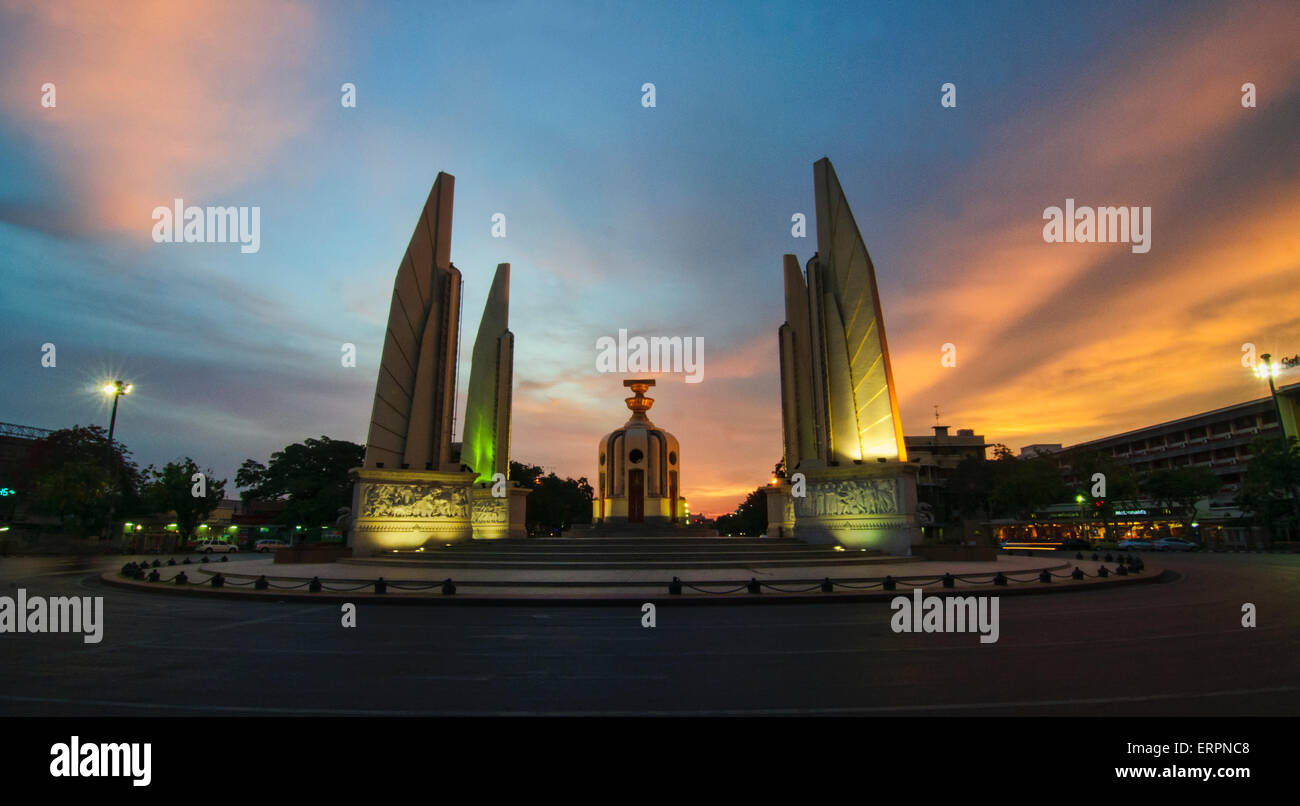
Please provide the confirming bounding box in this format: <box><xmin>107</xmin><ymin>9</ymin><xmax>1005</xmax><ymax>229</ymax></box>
<box><xmin>593</xmin><ymin>379</ymin><xmax>682</xmax><ymax>525</ymax></box>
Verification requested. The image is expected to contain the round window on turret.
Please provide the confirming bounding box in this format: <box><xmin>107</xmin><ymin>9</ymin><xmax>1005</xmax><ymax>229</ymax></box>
<box><xmin>629</xmin><ymin>449</ymin><xmax>644</xmax><ymax>464</ymax></box>
<box><xmin>669</xmin><ymin>451</ymin><xmax>677</xmax><ymax>465</ymax></box>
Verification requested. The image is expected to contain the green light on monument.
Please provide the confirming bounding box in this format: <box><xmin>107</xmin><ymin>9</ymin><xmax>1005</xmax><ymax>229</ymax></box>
<box><xmin>461</xmin><ymin>263</ymin><xmax>513</xmax><ymax>485</ymax></box>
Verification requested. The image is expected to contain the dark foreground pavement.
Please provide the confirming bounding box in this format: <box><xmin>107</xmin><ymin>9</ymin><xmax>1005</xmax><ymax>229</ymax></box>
<box><xmin>0</xmin><ymin>552</ymin><xmax>1296</xmax><ymax>716</ymax></box>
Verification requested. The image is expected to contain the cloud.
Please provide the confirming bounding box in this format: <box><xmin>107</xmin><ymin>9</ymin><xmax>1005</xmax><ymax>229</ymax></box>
<box><xmin>0</xmin><ymin>0</ymin><xmax>320</xmax><ymax>232</ymax></box>
<box><xmin>886</xmin><ymin>0</ymin><xmax>1300</xmax><ymax>450</ymax></box>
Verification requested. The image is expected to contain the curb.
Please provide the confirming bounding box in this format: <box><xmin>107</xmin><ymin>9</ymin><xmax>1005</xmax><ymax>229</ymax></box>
<box><xmin>98</xmin><ymin>567</ymin><xmax>1172</xmax><ymax>607</ymax></box>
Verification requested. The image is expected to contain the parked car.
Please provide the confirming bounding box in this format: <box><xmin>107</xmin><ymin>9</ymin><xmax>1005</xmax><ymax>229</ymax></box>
<box><xmin>255</xmin><ymin>539</ymin><xmax>290</xmax><ymax>553</ymax></box>
<box><xmin>195</xmin><ymin>540</ymin><xmax>238</xmax><ymax>553</ymax></box>
<box><xmin>1118</xmin><ymin>538</ymin><xmax>1154</xmax><ymax>551</ymax></box>
<box><xmin>1153</xmin><ymin>537</ymin><xmax>1198</xmax><ymax>552</ymax></box>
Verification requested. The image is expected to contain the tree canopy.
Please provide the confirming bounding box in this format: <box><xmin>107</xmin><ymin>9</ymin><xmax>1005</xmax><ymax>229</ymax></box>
<box><xmin>714</xmin><ymin>487</ymin><xmax>767</xmax><ymax>536</ymax></box>
<box><xmin>23</xmin><ymin>425</ymin><xmax>143</xmax><ymax>536</ymax></box>
<box><xmin>143</xmin><ymin>458</ymin><xmax>226</xmax><ymax>540</ymax></box>
<box><xmin>510</xmin><ymin>460</ymin><xmax>592</xmax><ymax>535</ymax></box>
<box><xmin>1240</xmin><ymin>436</ymin><xmax>1300</xmax><ymax>538</ymax></box>
<box><xmin>236</xmin><ymin>436</ymin><xmax>364</xmax><ymax>530</ymax></box>
<box><xmin>1142</xmin><ymin>466</ymin><xmax>1222</xmax><ymax>528</ymax></box>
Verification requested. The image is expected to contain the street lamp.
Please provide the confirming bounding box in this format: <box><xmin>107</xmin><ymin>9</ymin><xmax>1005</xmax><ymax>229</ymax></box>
<box><xmin>1254</xmin><ymin>354</ymin><xmax>1289</xmax><ymax>444</ymax></box>
<box><xmin>102</xmin><ymin>380</ymin><xmax>133</xmax><ymax>448</ymax></box>
<box><xmin>101</xmin><ymin>380</ymin><xmax>132</xmax><ymax>543</ymax></box>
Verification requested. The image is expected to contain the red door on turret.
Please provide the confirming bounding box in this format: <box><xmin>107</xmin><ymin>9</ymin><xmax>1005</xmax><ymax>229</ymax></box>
<box><xmin>628</xmin><ymin>470</ymin><xmax>644</xmax><ymax>523</ymax></box>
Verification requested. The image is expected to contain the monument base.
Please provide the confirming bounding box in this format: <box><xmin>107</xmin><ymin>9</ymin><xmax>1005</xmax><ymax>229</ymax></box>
<box><xmin>470</xmin><ymin>484</ymin><xmax>531</xmax><ymax>540</ymax></box>
<box><xmin>790</xmin><ymin>462</ymin><xmax>921</xmax><ymax>556</ymax></box>
<box><xmin>763</xmin><ymin>484</ymin><xmax>795</xmax><ymax>539</ymax></box>
<box><xmin>348</xmin><ymin>467</ymin><xmax>476</xmax><ymax>557</ymax></box>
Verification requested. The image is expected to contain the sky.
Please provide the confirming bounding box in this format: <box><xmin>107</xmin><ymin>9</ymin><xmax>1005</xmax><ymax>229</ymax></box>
<box><xmin>1</xmin><ymin>0</ymin><xmax>1297</xmax><ymax>516</ymax></box>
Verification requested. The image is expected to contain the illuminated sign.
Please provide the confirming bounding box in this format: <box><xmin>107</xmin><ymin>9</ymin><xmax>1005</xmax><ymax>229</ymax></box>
<box><xmin>1115</xmin><ymin>509</ymin><xmax>1148</xmax><ymax>516</ymax></box>
<box><xmin>0</xmin><ymin>488</ymin><xmax>14</xmax><ymax>496</ymax></box>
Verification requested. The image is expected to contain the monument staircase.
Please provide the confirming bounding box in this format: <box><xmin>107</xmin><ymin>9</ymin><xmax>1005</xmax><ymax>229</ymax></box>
<box><xmin>345</xmin><ymin>535</ymin><xmax>905</xmax><ymax>570</ymax></box>
<box><xmin>563</xmin><ymin>522</ymin><xmax>718</xmax><ymax>538</ymax></box>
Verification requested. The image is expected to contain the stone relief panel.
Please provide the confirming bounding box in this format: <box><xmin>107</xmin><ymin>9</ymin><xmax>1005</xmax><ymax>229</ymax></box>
<box><xmin>794</xmin><ymin>478</ymin><xmax>899</xmax><ymax>518</ymax></box>
<box><xmin>360</xmin><ymin>483</ymin><xmax>469</xmax><ymax>519</ymax></box>
<box><xmin>471</xmin><ymin>496</ymin><xmax>508</xmax><ymax>524</ymax></box>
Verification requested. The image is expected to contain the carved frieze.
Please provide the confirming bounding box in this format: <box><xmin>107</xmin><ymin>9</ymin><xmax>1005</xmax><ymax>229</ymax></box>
<box><xmin>359</xmin><ymin>483</ymin><xmax>469</xmax><ymax>519</ymax></box>
<box><xmin>794</xmin><ymin>477</ymin><xmax>899</xmax><ymax>518</ymax></box>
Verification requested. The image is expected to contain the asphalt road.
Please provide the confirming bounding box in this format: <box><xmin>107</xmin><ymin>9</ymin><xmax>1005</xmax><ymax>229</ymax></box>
<box><xmin>0</xmin><ymin>552</ymin><xmax>1295</xmax><ymax>716</ymax></box>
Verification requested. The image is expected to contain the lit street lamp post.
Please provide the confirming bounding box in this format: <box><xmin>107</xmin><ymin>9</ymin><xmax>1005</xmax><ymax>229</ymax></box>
<box><xmin>1254</xmin><ymin>354</ymin><xmax>1299</xmax><ymax>541</ymax></box>
<box><xmin>101</xmin><ymin>380</ymin><xmax>133</xmax><ymax>543</ymax></box>
<box><xmin>1256</xmin><ymin>354</ymin><xmax>1286</xmax><ymax>445</ymax></box>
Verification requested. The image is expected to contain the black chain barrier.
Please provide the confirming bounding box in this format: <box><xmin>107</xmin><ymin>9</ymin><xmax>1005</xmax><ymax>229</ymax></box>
<box><xmin>682</xmin><ymin>583</ymin><xmax>750</xmax><ymax>594</ymax></box>
<box><xmin>763</xmin><ymin>583</ymin><xmax>827</xmax><ymax>593</ymax></box>
<box><xmin>120</xmin><ymin>555</ymin><xmax>1135</xmax><ymax>596</ymax></box>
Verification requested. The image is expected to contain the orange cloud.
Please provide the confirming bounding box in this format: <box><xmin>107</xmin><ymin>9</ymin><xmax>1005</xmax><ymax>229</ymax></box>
<box><xmin>888</xmin><ymin>0</ymin><xmax>1300</xmax><ymax>453</ymax></box>
<box><xmin>0</xmin><ymin>0</ymin><xmax>320</xmax><ymax>231</ymax></box>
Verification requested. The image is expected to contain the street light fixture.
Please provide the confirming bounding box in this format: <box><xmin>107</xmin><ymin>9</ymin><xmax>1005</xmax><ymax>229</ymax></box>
<box><xmin>101</xmin><ymin>380</ymin><xmax>132</xmax><ymax>543</ymax></box>
<box><xmin>1254</xmin><ymin>354</ymin><xmax>1287</xmax><ymax>444</ymax></box>
<box><xmin>102</xmin><ymin>379</ymin><xmax>133</xmax><ymax>448</ymax></box>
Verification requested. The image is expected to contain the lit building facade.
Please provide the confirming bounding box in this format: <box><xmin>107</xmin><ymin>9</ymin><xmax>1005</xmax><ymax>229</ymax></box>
<box><xmin>995</xmin><ymin>380</ymin><xmax>1300</xmax><ymax>546</ymax></box>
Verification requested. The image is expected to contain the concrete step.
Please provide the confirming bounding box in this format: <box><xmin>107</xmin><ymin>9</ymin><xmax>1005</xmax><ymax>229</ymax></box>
<box><xmin>345</xmin><ymin>554</ymin><xmax>901</xmax><ymax>570</ymax></box>
<box><xmin>452</xmin><ymin>537</ymin><xmax>803</xmax><ymax>548</ymax></box>
<box><xmin>563</xmin><ymin>524</ymin><xmax>719</xmax><ymax>537</ymax></box>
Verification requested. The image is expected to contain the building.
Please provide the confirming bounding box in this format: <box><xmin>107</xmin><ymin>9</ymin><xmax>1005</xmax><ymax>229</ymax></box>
<box><xmin>1020</xmin><ymin>443</ymin><xmax>1062</xmax><ymax>458</ymax></box>
<box><xmin>0</xmin><ymin>422</ymin><xmax>53</xmax><ymax>525</ymax></box>
<box><xmin>903</xmin><ymin>425</ymin><xmax>988</xmax><ymax>541</ymax></box>
<box><xmin>993</xmin><ymin>380</ymin><xmax>1300</xmax><ymax>546</ymax></box>
<box><xmin>1062</xmin><ymin>380</ymin><xmax>1299</xmax><ymax>503</ymax></box>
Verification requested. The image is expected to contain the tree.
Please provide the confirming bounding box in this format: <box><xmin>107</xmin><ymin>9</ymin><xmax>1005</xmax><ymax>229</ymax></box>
<box><xmin>1142</xmin><ymin>466</ymin><xmax>1222</xmax><ymax>537</ymax></box>
<box><xmin>143</xmin><ymin>458</ymin><xmax>226</xmax><ymax>541</ymax></box>
<box><xmin>1239</xmin><ymin>436</ymin><xmax>1300</xmax><ymax>540</ymax></box>
<box><xmin>23</xmin><ymin>425</ymin><xmax>143</xmax><ymax>537</ymax></box>
<box><xmin>510</xmin><ymin>461</ymin><xmax>593</xmax><ymax>535</ymax></box>
<box><xmin>1061</xmin><ymin>448</ymin><xmax>1141</xmax><ymax>541</ymax></box>
<box><xmin>237</xmin><ymin>437</ymin><xmax>364</xmax><ymax>539</ymax></box>
<box><xmin>946</xmin><ymin>453</ymin><xmax>1063</xmax><ymax>522</ymax></box>
<box><xmin>714</xmin><ymin>488</ymin><xmax>767</xmax><ymax>536</ymax></box>
<box><xmin>947</xmin><ymin>455</ymin><xmax>997</xmax><ymax>520</ymax></box>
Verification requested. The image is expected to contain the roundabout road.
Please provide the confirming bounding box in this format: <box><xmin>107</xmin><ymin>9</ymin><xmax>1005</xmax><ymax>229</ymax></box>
<box><xmin>0</xmin><ymin>552</ymin><xmax>1295</xmax><ymax>716</ymax></box>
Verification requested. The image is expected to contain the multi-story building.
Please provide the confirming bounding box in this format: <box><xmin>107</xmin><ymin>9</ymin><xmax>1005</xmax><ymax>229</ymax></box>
<box><xmin>1020</xmin><ymin>443</ymin><xmax>1062</xmax><ymax>458</ymax></box>
<box><xmin>994</xmin><ymin>380</ymin><xmax>1300</xmax><ymax>546</ymax></box>
<box><xmin>904</xmin><ymin>425</ymin><xmax>988</xmax><ymax>541</ymax></box>
<box><xmin>1061</xmin><ymin>380</ymin><xmax>1299</xmax><ymax>503</ymax></box>
<box><xmin>0</xmin><ymin>422</ymin><xmax>54</xmax><ymax>526</ymax></box>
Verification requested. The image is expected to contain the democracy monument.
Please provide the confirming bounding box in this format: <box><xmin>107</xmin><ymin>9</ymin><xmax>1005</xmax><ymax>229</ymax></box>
<box><xmin>111</xmin><ymin>159</ymin><xmax>1145</xmax><ymax>602</ymax></box>
<box><xmin>344</xmin><ymin>159</ymin><xmax>918</xmax><ymax>558</ymax></box>
<box><xmin>347</xmin><ymin>173</ymin><xmax>527</xmax><ymax>556</ymax></box>
<box><xmin>764</xmin><ymin>158</ymin><xmax>921</xmax><ymax>555</ymax></box>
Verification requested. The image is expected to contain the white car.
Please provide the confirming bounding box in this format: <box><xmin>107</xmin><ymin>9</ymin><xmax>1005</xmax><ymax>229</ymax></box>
<box><xmin>1153</xmin><ymin>537</ymin><xmax>1198</xmax><ymax>551</ymax></box>
<box><xmin>195</xmin><ymin>541</ymin><xmax>238</xmax><ymax>553</ymax></box>
<box><xmin>1118</xmin><ymin>538</ymin><xmax>1154</xmax><ymax>551</ymax></box>
<box><xmin>255</xmin><ymin>539</ymin><xmax>290</xmax><ymax>553</ymax></box>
